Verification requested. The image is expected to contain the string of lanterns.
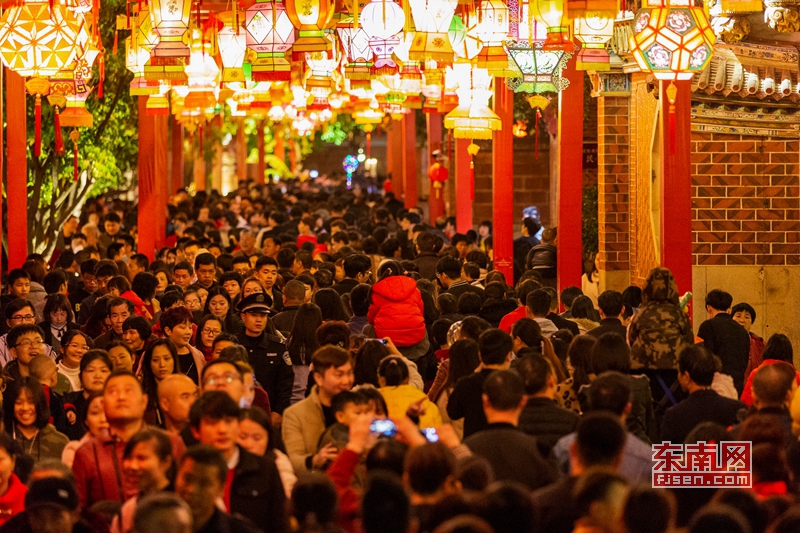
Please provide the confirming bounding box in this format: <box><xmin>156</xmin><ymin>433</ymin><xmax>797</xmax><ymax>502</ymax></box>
<box><xmin>0</xmin><ymin>0</ymin><xmax>715</xmax><ymax>160</ymax></box>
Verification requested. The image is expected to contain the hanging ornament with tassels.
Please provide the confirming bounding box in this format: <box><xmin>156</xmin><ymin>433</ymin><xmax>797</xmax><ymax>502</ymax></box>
<box><xmin>69</xmin><ymin>129</ymin><xmax>81</xmax><ymax>182</ymax></box>
<box><xmin>47</xmin><ymin>94</ymin><xmax>67</xmax><ymax>155</ymax></box>
<box><xmin>467</xmin><ymin>142</ymin><xmax>479</xmax><ymax>201</ymax></box>
<box><xmin>526</xmin><ymin>94</ymin><xmax>548</xmax><ymax>160</ymax></box>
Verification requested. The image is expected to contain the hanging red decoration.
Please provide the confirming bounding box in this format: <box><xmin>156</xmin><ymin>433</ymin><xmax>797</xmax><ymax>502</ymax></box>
<box><xmin>48</xmin><ymin>94</ymin><xmax>67</xmax><ymax>155</ymax></box>
<box><xmin>70</xmin><ymin>129</ymin><xmax>80</xmax><ymax>182</ymax></box>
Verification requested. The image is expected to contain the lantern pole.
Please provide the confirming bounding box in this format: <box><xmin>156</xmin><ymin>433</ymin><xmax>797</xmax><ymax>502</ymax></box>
<box><xmin>492</xmin><ymin>83</ymin><xmax>514</xmax><ymax>283</ymax></box>
<box><xmin>455</xmin><ymin>137</ymin><xmax>473</xmax><ymax>233</ymax></box>
<box><xmin>659</xmin><ymin>79</ymin><xmax>693</xmax><ymax>299</ymax></box>
<box><xmin>275</xmin><ymin>129</ymin><xmax>285</xmax><ymax>170</ymax></box>
<box><xmin>257</xmin><ymin>120</ymin><xmax>266</xmax><ymax>185</ymax></box>
<box><xmin>171</xmin><ymin>118</ymin><xmax>185</xmax><ymax>194</ymax></box>
<box><xmin>557</xmin><ymin>54</ymin><xmax>584</xmax><ymax>293</ymax></box>
<box><xmin>402</xmin><ymin>110</ymin><xmax>418</xmax><ymax>209</ymax></box>
<box><xmin>6</xmin><ymin>68</ymin><xmax>27</xmax><ymax>269</ymax></box>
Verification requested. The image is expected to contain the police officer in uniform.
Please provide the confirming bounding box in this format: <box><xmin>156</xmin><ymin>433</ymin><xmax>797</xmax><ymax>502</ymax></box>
<box><xmin>236</xmin><ymin>293</ymin><xmax>294</xmax><ymax>426</ymax></box>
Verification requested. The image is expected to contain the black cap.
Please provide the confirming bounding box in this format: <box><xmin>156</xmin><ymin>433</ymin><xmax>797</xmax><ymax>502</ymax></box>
<box><xmin>237</xmin><ymin>292</ymin><xmax>272</xmax><ymax>313</ymax></box>
<box><xmin>25</xmin><ymin>478</ymin><xmax>79</xmax><ymax>511</ymax></box>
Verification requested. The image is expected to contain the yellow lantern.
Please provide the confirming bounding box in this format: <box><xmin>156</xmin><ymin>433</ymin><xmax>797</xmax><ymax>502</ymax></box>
<box><xmin>246</xmin><ymin>1</ymin><xmax>296</xmax><ymax>81</ymax></box>
<box><xmin>444</xmin><ymin>63</ymin><xmax>501</xmax><ymax>139</ymax></box>
<box><xmin>474</xmin><ymin>0</ymin><xmax>510</xmax><ymax>73</ymax></box>
<box><xmin>305</xmin><ymin>35</ymin><xmax>339</xmax><ymax>105</ymax></box>
<box><xmin>150</xmin><ymin>0</ymin><xmax>193</xmax><ymax>58</ymax></box>
<box><xmin>285</xmin><ymin>0</ymin><xmax>335</xmax><ymax>52</ymax></box>
<box><xmin>218</xmin><ymin>12</ymin><xmax>248</xmax><ymax>83</ymax></box>
<box><xmin>573</xmin><ymin>13</ymin><xmax>614</xmax><ymax>70</ymax></box>
<box><xmin>408</xmin><ymin>0</ymin><xmax>457</xmax><ymax>64</ymax></box>
<box><xmin>532</xmin><ymin>0</ymin><xmax>572</xmax><ymax>51</ymax></box>
<box><xmin>50</xmin><ymin>28</ymin><xmax>99</xmax><ymax>127</ymax></box>
<box><xmin>629</xmin><ymin>0</ymin><xmax>716</xmax><ymax>81</ymax></box>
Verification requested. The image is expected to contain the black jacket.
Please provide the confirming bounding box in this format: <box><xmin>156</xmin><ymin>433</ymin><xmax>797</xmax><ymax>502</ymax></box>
<box><xmin>230</xmin><ymin>447</ymin><xmax>289</xmax><ymax>533</ymax></box>
<box><xmin>444</xmin><ymin>281</ymin><xmax>485</xmax><ymax>304</ymax></box>
<box><xmin>446</xmin><ymin>369</ymin><xmax>495</xmax><ymax>438</ymax></box>
<box><xmin>271</xmin><ymin>306</ymin><xmax>300</xmax><ymax>335</ymax></box>
<box><xmin>332</xmin><ymin>278</ymin><xmax>360</xmax><ymax>296</ymax></box>
<box><xmin>661</xmin><ymin>389</ymin><xmax>745</xmax><ymax>444</ymax></box>
<box><xmin>547</xmin><ymin>313</ymin><xmax>580</xmax><ymax>336</ymax></box>
<box><xmin>238</xmin><ymin>331</ymin><xmax>293</xmax><ymax>414</ymax></box>
<box><xmin>697</xmin><ymin>313</ymin><xmax>750</xmax><ymax>394</ymax></box>
<box><xmin>525</xmin><ymin>243</ymin><xmax>557</xmax><ymax>279</ymax></box>
<box><xmin>196</xmin><ymin>508</ymin><xmax>264</xmax><ymax>533</ymax></box>
<box><xmin>588</xmin><ymin>318</ymin><xmax>628</xmax><ymax>339</ymax></box>
<box><xmin>518</xmin><ymin>397</ymin><xmax>580</xmax><ymax>457</ymax></box>
<box><xmin>532</xmin><ymin>476</ymin><xmax>579</xmax><ymax>533</ymax></box>
<box><xmin>413</xmin><ymin>252</ymin><xmax>440</xmax><ymax>281</ymax></box>
<box><xmin>464</xmin><ymin>423</ymin><xmax>558</xmax><ymax>491</ymax></box>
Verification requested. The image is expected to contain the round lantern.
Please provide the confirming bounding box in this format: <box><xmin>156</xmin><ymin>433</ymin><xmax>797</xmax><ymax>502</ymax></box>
<box><xmin>285</xmin><ymin>0</ymin><xmax>335</xmax><ymax>52</ymax></box>
<box><xmin>246</xmin><ymin>1</ymin><xmax>296</xmax><ymax>81</ymax></box>
<box><xmin>573</xmin><ymin>13</ymin><xmax>614</xmax><ymax>71</ymax></box>
<box><xmin>360</xmin><ymin>0</ymin><xmax>405</xmax><ymax>74</ymax></box>
<box><xmin>629</xmin><ymin>0</ymin><xmax>716</xmax><ymax>81</ymax></box>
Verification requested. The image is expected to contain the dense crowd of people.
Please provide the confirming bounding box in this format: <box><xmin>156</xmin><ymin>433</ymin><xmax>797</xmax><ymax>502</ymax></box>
<box><xmin>0</xmin><ymin>178</ymin><xmax>798</xmax><ymax>533</ymax></box>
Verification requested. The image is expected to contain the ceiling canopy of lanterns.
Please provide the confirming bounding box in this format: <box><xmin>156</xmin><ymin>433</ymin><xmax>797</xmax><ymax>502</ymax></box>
<box><xmin>0</xmin><ymin>0</ymin><xmax>715</xmax><ymax>149</ymax></box>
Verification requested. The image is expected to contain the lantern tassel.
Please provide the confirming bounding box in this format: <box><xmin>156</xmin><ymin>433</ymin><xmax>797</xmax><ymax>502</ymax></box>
<box><xmin>98</xmin><ymin>54</ymin><xmax>105</xmax><ymax>99</ymax></box>
<box><xmin>535</xmin><ymin>109</ymin><xmax>541</xmax><ymax>160</ymax></box>
<box><xmin>71</xmin><ymin>130</ymin><xmax>80</xmax><ymax>183</ymax></box>
<box><xmin>54</xmin><ymin>107</ymin><xmax>64</xmax><ymax>155</ymax></box>
<box><xmin>34</xmin><ymin>95</ymin><xmax>42</xmax><ymax>158</ymax></box>
<box><xmin>666</xmin><ymin>81</ymin><xmax>678</xmax><ymax>156</ymax></box>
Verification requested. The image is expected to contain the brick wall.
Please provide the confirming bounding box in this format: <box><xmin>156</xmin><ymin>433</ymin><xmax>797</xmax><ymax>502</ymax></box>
<box><xmin>691</xmin><ymin>133</ymin><xmax>800</xmax><ymax>266</ymax></box>
<box><xmin>597</xmin><ymin>96</ymin><xmax>631</xmax><ymax>273</ymax></box>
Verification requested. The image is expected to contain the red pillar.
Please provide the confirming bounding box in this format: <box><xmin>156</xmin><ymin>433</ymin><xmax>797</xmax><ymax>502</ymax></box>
<box><xmin>402</xmin><ymin>112</ymin><xmax>418</xmax><ymax>208</ymax></box>
<box><xmin>138</xmin><ymin>98</ymin><xmax>157</xmax><ymax>260</ymax></box>
<box><xmin>194</xmin><ymin>127</ymin><xmax>206</xmax><ymax>191</ymax></box>
<box><xmin>275</xmin><ymin>130</ymin><xmax>285</xmax><ymax>169</ymax></box>
<box><xmin>154</xmin><ymin>115</ymin><xmax>169</xmax><ymax>251</ymax></box>
<box><xmin>660</xmin><ymin>80</ymin><xmax>693</xmax><ymax>298</ymax></box>
<box><xmin>557</xmin><ymin>58</ymin><xmax>584</xmax><ymax>292</ymax></box>
<box><xmin>455</xmin><ymin>138</ymin><xmax>472</xmax><ymax>233</ymax></box>
<box><xmin>7</xmin><ymin>69</ymin><xmax>27</xmax><ymax>268</ymax></box>
<box><xmin>388</xmin><ymin>120</ymin><xmax>404</xmax><ymax>197</ymax></box>
<box><xmin>427</xmin><ymin>113</ymin><xmax>444</xmax><ymax>224</ymax></box>
<box><xmin>257</xmin><ymin>120</ymin><xmax>266</xmax><ymax>184</ymax></box>
<box><xmin>236</xmin><ymin>120</ymin><xmax>247</xmax><ymax>184</ymax></box>
<box><xmin>0</xmin><ymin>67</ymin><xmax>4</xmax><ymax>275</ymax></box>
<box><xmin>171</xmin><ymin>119</ymin><xmax>184</xmax><ymax>194</ymax></box>
<box><xmin>492</xmin><ymin>84</ymin><xmax>514</xmax><ymax>283</ymax></box>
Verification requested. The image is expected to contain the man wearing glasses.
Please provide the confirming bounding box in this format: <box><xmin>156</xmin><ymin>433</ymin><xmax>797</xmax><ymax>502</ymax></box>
<box><xmin>0</xmin><ymin>299</ymin><xmax>56</xmax><ymax>366</ymax></box>
<box><xmin>4</xmin><ymin>324</ymin><xmax>46</xmax><ymax>379</ymax></box>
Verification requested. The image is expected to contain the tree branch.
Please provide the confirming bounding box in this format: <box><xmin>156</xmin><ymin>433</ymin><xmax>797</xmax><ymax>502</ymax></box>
<box><xmin>93</xmin><ymin>75</ymin><xmax>128</xmax><ymax>145</ymax></box>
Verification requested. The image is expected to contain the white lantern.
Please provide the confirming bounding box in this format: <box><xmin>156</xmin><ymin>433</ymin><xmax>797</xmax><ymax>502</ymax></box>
<box><xmin>408</xmin><ymin>0</ymin><xmax>457</xmax><ymax>63</ymax></box>
<box><xmin>360</xmin><ymin>0</ymin><xmax>405</xmax><ymax>74</ymax></box>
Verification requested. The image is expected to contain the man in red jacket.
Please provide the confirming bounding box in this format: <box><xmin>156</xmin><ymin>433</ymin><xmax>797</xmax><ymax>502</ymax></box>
<box><xmin>73</xmin><ymin>370</ymin><xmax>185</xmax><ymax>508</ymax></box>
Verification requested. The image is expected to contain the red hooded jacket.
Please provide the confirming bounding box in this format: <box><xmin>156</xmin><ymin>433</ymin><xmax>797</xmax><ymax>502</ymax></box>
<box><xmin>367</xmin><ymin>275</ymin><xmax>425</xmax><ymax>347</ymax></box>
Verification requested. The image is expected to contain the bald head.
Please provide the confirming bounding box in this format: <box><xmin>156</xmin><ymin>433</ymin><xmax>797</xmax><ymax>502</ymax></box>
<box><xmin>158</xmin><ymin>374</ymin><xmax>198</xmax><ymax>432</ymax></box>
<box><xmin>752</xmin><ymin>363</ymin><xmax>795</xmax><ymax>409</ymax></box>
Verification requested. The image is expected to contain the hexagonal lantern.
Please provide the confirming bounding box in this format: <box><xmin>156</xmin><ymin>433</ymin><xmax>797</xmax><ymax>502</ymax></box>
<box><xmin>629</xmin><ymin>0</ymin><xmax>716</xmax><ymax>80</ymax></box>
<box><xmin>246</xmin><ymin>1</ymin><xmax>296</xmax><ymax>81</ymax></box>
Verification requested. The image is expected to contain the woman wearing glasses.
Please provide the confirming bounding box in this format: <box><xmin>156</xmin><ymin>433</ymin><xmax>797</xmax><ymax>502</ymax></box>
<box><xmin>194</xmin><ymin>315</ymin><xmax>224</xmax><ymax>362</ymax></box>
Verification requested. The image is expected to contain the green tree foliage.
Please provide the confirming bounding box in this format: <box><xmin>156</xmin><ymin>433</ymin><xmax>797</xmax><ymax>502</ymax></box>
<box><xmin>23</xmin><ymin>0</ymin><xmax>136</xmax><ymax>257</ymax></box>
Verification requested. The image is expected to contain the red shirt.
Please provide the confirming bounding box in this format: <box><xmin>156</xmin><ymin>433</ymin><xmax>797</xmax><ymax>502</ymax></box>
<box><xmin>499</xmin><ymin>306</ymin><xmax>527</xmax><ymax>334</ymax></box>
<box><xmin>0</xmin><ymin>475</ymin><xmax>26</xmax><ymax>526</ymax></box>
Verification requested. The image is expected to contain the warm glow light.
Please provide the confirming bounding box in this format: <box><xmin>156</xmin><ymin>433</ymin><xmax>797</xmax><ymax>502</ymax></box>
<box><xmin>532</xmin><ymin>0</ymin><xmax>572</xmax><ymax>51</ymax></box>
<box><xmin>573</xmin><ymin>13</ymin><xmax>614</xmax><ymax>71</ymax></box>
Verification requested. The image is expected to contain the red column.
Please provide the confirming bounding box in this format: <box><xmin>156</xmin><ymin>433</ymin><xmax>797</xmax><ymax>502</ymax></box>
<box><xmin>0</xmin><ymin>67</ymin><xmax>4</xmax><ymax>275</ymax></box>
<box><xmin>194</xmin><ymin>127</ymin><xmax>206</xmax><ymax>191</ymax></box>
<box><xmin>388</xmin><ymin>120</ymin><xmax>404</xmax><ymax>197</ymax></box>
<box><xmin>402</xmin><ymin>112</ymin><xmax>418</xmax><ymax>208</ymax></box>
<box><xmin>455</xmin><ymin>138</ymin><xmax>472</xmax><ymax>233</ymax></box>
<box><xmin>171</xmin><ymin>119</ymin><xmax>184</xmax><ymax>194</ymax></box>
<box><xmin>138</xmin><ymin>98</ymin><xmax>156</xmax><ymax>260</ymax></box>
<box><xmin>427</xmin><ymin>113</ymin><xmax>444</xmax><ymax>224</ymax></box>
<box><xmin>236</xmin><ymin>120</ymin><xmax>247</xmax><ymax>184</ymax></box>
<box><xmin>493</xmin><ymin>84</ymin><xmax>514</xmax><ymax>283</ymax></box>
<box><xmin>660</xmin><ymin>80</ymin><xmax>693</xmax><ymax>299</ymax></box>
<box><xmin>557</xmin><ymin>58</ymin><xmax>584</xmax><ymax>292</ymax></box>
<box><xmin>7</xmin><ymin>69</ymin><xmax>28</xmax><ymax>268</ymax></box>
<box><xmin>275</xmin><ymin>130</ymin><xmax>285</xmax><ymax>169</ymax></box>
<box><xmin>257</xmin><ymin>120</ymin><xmax>266</xmax><ymax>184</ymax></box>
<box><xmin>154</xmin><ymin>115</ymin><xmax>169</xmax><ymax>251</ymax></box>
